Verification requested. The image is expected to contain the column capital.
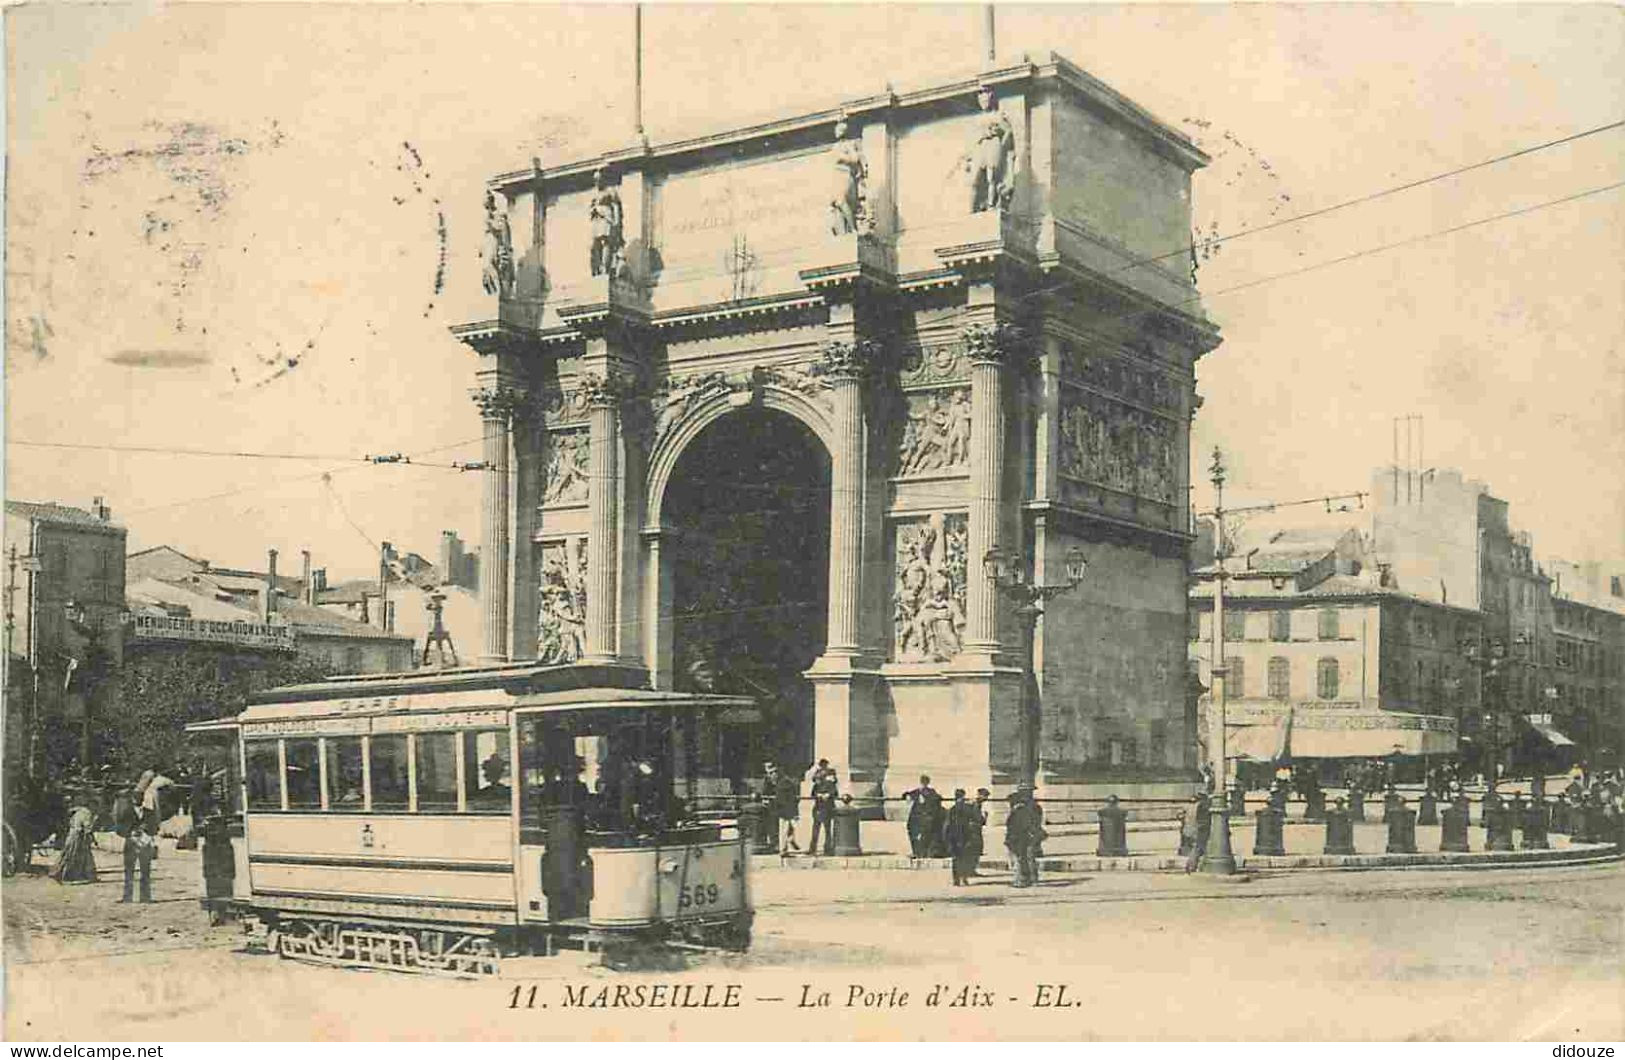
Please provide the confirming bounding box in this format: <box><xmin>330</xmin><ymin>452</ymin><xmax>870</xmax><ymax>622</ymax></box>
<box><xmin>577</xmin><ymin>367</ymin><xmax>640</xmax><ymax>411</ymax></box>
<box><xmin>470</xmin><ymin>382</ymin><xmax>529</xmax><ymax>421</ymax></box>
<box><xmin>961</xmin><ymin>320</ymin><xmax>1030</xmax><ymax>368</ymax></box>
<box><xmin>817</xmin><ymin>337</ymin><xmax>888</xmax><ymax>382</ymax></box>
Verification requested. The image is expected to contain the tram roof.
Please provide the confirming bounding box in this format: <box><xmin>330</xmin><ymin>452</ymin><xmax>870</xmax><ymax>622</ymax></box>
<box><xmin>233</xmin><ymin>662</ymin><xmax>756</xmax><ymax>725</ymax></box>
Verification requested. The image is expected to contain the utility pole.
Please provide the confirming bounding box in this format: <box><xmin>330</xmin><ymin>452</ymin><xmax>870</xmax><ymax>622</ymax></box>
<box><xmin>1201</xmin><ymin>447</ymin><xmax>1237</xmax><ymax>874</ymax></box>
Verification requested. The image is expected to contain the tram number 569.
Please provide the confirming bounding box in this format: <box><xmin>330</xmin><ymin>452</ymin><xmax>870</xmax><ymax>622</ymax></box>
<box><xmin>677</xmin><ymin>882</ymin><xmax>721</xmax><ymax>909</ymax></box>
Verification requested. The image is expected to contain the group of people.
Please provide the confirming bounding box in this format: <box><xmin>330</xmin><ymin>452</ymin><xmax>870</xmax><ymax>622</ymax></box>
<box><xmin>44</xmin><ymin>768</ymin><xmax>173</xmax><ymax>904</ymax></box>
<box><xmin>759</xmin><ymin>764</ymin><xmax>1049</xmax><ymax>887</ymax></box>
<box><xmin>905</xmin><ymin>776</ymin><xmax>1047</xmax><ymax>887</ymax></box>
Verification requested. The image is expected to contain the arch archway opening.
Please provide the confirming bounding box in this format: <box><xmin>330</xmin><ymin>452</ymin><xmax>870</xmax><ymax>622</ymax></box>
<box><xmin>664</xmin><ymin>406</ymin><xmax>831</xmax><ymax>784</ymax></box>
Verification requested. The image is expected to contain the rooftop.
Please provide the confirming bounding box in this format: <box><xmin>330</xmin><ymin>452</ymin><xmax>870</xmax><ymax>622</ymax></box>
<box><xmin>5</xmin><ymin>499</ymin><xmax>124</xmax><ymax>532</ymax></box>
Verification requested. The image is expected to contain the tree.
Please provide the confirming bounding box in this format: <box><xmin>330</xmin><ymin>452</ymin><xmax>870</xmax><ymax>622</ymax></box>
<box><xmin>110</xmin><ymin>647</ymin><xmax>332</xmax><ymax>771</ymax></box>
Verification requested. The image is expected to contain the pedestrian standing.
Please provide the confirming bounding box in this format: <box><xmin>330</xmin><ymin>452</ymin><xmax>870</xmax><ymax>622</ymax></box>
<box><xmin>116</xmin><ymin>775</ymin><xmax>157</xmax><ymax>903</ymax></box>
<box><xmin>50</xmin><ymin>797</ymin><xmax>98</xmax><ymax>885</ymax></box>
<box><xmin>943</xmin><ymin>789</ymin><xmax>978</xmax><ymax>885</ymax></box>
<box><xmin>967</xmin><ymin>788</ymin><xmax>989</xmax><ymax>879</ymax></box>
<box><xmin>762</xmin><ymin>762</ymin><xmax>801</xmax><ymax>855</ymax></box>
<box><xmin>807</xmin><ymin>759</ymin><xmax>839</xmax><ymax>857</ymax></box>
<box><xmin>1004</xmin><ymin>789</ymin><xmax>1042</xmax><ymax>887</ymax></box>
<box><xmin>903</xmin><ymin>775</ymin><xmax>943</xmax><ymax>860</ymax></box>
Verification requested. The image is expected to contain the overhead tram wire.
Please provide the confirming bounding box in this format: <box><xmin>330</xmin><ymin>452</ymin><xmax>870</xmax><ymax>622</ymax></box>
<box><xmin>110</xmin><ymin>433</ymin><xmax>489</xmax><ymax>519</ymax></box>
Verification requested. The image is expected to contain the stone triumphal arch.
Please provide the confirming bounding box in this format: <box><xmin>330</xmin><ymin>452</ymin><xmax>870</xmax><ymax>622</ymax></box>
<box><xmin>454</xmin><ymin>52</ymin><xmax>1221</xmax><ymax>806</ymax></box>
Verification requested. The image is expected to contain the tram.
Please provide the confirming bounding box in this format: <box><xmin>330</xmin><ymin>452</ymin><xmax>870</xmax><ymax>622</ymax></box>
<box><xmin>185</xmin><ymin>661</ymin><xmax>759</xmax><ymax>976</ymax></box>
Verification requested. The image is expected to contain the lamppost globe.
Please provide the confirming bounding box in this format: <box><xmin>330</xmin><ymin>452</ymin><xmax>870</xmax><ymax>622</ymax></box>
<box><xmin>1064</xmin><ymin>547</ymin><xmax>1088</xmax><ymax>586</ymax></box>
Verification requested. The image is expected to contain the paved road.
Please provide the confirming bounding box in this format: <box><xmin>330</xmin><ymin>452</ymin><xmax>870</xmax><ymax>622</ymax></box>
<box><xmin>5</xmin><ymin>844</ymin><xmax>1620</xmax><ymax>1041</ymax></box>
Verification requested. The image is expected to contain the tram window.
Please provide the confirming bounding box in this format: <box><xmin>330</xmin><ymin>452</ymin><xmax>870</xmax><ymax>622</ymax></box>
<box><xmin>326</xmin><ymin>737</ymin><xmax>366</xmax><ymax>811</ymax></box>
<box><xmin>415</xmin><ymin>732</ymin><xmax>459</xmax><ymax>812</ymax></box>
<box><xmin>465</xmin><ymin>729</ymin><xmax>512</xmax><ymax>814</ymax></box>
<box><xmin>369</xmin><ymin>734</ymin><xmax>409</xmax><ymax>812</ymax></box>
<box><xmin>285</xmin><ymin>739</ymin><xmax>322</xmax><ymax>810</ymax></box>
<box><xmin>245</xmin><ymin>742</ymin><xmax>281</xmax><ymax>810</ymax></box>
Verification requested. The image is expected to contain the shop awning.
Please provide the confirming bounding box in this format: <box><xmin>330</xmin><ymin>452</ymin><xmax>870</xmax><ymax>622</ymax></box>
<box><xmin>1208</xmin><ymin>700</ymin><xmax>1458</xmax><ymax>760</ymax></box>
<box><xmin>1529</xmin><ymin>722</ymin><xmax>1576</xmax><ymax>748</ymax></box>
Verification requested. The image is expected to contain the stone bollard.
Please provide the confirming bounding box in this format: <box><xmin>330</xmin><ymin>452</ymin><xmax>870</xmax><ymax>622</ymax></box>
<box><xmin>833</xmin><ymin>798</ymin><xmax>863</xmax><ymax>856</ymax></box>
<box><xmin>1253</xmin><ymin>807</ymin><xmax>1286</xmax><ymax>856</ymax></box>
<box><xmin>1304</xmin><ymin>788</ymin><xmax>1326</xmax><ymax>822</ymax></box>
<box><xmin>1440</xmin><ymin>803</ymin><xmax>1471</xmax><ymax>852</ymax></box>
<box><xmin>1418</xmin><ymin>791</ymin><xmax>1439</xmax><ymax>826</ymax></box>
<box><xmin>1324</xmin><ymin>805</ymin><xmax>1356</xmax><ymax>855</ymax></box>
<box><xmin>1096</xmin><ymin>798</ymin><xmax>1129</xmax><ymax>857</ymax></box>
<box><xmin>1382</xmin><ymin>790</ymin><xmax>1402</xmax><ymax>823</ymax></box>
<box><xmin>1386</xmin><ymin>804</ymin><xmax>1418</xmax><ymax>854</ymax></box>
<box><xmin>1485</xmin><ymin>805</ymin><xmax>1514</xmax><ymax>852</ymax></box>
<box><xmin>1348</xmin><ymin>789</ymin><xmax>1366</xmax><ymax>822</ymax></box>
<box><xmin>1520</xmin><ymin>803</ymin><xmax>1549</xmax><ymax>851</ymax></box>
<box><xmin>1479</xmin><ymin>791</ymin><xmax>1502</xmax><ymax>828</ymax></box>
<box><xmin>1268</xmin><ymin>786</ymin><xmax>1288</xmax><ymax>814</ymax></box>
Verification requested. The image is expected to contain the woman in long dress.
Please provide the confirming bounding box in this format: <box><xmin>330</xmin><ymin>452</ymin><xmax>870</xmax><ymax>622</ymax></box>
<box><xmin>50</xmin><ymin>801</ymin><xmax>97</xmax><ymax>884</ymax></box>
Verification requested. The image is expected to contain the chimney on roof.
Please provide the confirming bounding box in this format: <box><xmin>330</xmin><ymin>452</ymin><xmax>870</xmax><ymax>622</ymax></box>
<box><xmin>301</xmin><ymin>549</ymin><xmax>313</xmax><ymax>605</ymax></box>
<box><xmin>312</xmin><ymin>568</ymin><xmax>327</xmax><ymax>594</ymax></box>
<box><xmin>265</xmin><ymin>548</ymin><xmax>279</xmax><ymax>622</ymax></box>
<box><xmin>92</xmin><ymin>496</ymin><xmax>110</xmax><ymax>522</ymax></box>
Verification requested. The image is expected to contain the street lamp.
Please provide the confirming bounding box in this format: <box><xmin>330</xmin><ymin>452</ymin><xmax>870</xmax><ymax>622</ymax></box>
<box><xmin>983</xmin><ymin>544</ymin><xmax>1088</xmax><ymax>789</ymax></box>
<box><xmin>1201</xmin><ymin>447</ymin><xmax>1237</xmax><ymax>875</ymax></box>
<box><xmin>1460</xmin><ymin>634</ymin><xmax>1508</xmax><ymax>792</ymax></box>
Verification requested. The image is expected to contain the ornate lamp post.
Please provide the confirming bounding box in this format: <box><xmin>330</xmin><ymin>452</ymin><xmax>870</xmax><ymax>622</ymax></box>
<box><xmin>1201</xmin><ymin>447</ymin><xmax>1237</xmax><ymax>874</ymax></box>
<box><xmin>982</xmin><ymin>544</ymin><xmax>1089</xmax><ymax>790</ymax></box>
<box><xmin>1460</xmin><ymin>633</ymin><xmax>1509</xmax><ymax>792</ymax></box>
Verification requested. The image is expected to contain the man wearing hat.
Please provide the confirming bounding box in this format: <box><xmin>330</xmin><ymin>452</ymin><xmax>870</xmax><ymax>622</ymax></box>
<box><xmin>807</xmin><ymin>759</ymin><xmax>839</xmax><ymax>857</ymax></box>
<box><xmin>1004</xmin><ymin>788</ymin><xmax>1042</xmax><ymax>888</ymax></box>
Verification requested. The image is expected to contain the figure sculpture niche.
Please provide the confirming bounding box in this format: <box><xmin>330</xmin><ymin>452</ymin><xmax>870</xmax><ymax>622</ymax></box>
<box><xmin>827</xmin><ymin>120</ymin><xmax>869</xmax><ymax>236</ymax></box>
<box><xmin>964</xmin><ymin>88</ymin><xmax>1015</xmax><ymax>214</ymax></box>
<box><xmin>588</xmin><ymin>168</ymin><xmax>625</xmax><ymax>279</ymax></box>
<box><xmin>480</xmin><ymin>190</ymin><xmax>515</xmax><ymax>298</ymax></box>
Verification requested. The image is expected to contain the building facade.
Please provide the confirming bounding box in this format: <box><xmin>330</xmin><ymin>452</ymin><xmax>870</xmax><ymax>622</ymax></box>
<box><xmin>127</xmin><ymin>545</ymin><xmax>415</xmax><ymax>675</ymax></box>
<box><xmin>1189</xmin><ymin>528</ymin><xmax>1462</xmax><ymax>772</ymax></box>
<box><xmin>5</xmin><ymin>498</ymin><xmax>128</xmax><ymax>772</ymax></box>
<box><xmin>452</xmin><ymin>53</ymin><xmax>1221</xmax><ymax>802</ymax></box>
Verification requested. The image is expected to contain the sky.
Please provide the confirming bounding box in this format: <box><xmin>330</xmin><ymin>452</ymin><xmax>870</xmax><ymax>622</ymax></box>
<box><xmin>4</xmin><ymin>3</ymin><xmax>1622</xmax><ymax>581</ymax></box>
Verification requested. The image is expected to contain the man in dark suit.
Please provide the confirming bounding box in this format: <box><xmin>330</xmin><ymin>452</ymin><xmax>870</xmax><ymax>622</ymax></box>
<box><xmin>903</xmin><ymin>775</ymin><xmax>943</xmax><ymax>859</ymax></box>
<box><xmin>807</xmin><ymin>759</ymin><xmax>839</xmax><ymax>857</ymax></box>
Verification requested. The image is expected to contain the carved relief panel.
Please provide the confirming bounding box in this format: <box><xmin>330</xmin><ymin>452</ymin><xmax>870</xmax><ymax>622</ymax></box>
<box><xmin>540</xmin><ymin>429</ymin><xmax>590</xmax><ymax>508</ymax></box>
<box><xmin>1058</xmin><ymin>391</ymin><xmax>1177</xmax><ymax>505</ymax></box>
<box><xmin>536</xmin><ymin>536</ymin><xmax>588</xmax><ymax>665</ymax></box>
<box><xmin>891</xmin><ymin>512</ymin><xmax>969</xmax><ymax>663</ymax></box>
<box><xmin>895</xmin><ymin>388</ymin><xmax>971</xmax><ymax>478</ymax></box>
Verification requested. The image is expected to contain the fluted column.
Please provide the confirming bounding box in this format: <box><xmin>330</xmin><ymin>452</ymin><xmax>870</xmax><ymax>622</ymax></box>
<box><xmin>472</xmin><ymin>383</ymin><xmax>523</xmax><ymax>661</ymax></box>
<box><xmin>819</xmin><ymin>340</ymin><xmax>874</xmax><ymax>657</ymax></box>
<box><xmin>582</xmin><ymin>372</ymin><xmax>624</xmax><ymax>663</ymax></box>
<box><xmin>962</xmin><ymin>322</ymin><xmax>1017</xmax><ymax>655</ymax></box>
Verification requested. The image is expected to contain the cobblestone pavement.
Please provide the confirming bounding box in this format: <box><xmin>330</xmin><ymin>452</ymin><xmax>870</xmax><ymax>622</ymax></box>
<box><xmin>5</xmin><ymin>837</ymin><xmax>1620</xmax><ymax>1041</ymax></box>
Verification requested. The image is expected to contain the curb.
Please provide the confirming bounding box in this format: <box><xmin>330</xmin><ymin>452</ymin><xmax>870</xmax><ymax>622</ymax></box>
<box><xmin>755</xmin><ymin>841</ymin><xmax>1621</xmax><ymax>874</ymax></box>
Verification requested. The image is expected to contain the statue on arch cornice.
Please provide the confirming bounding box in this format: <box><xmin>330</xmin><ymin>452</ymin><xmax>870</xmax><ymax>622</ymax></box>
<box><xmin>480</xmin><ymin>191</ymin><xmax>515</xmax><ymax>299</ymax></box>
<box><xmin>964</xmin><ymin>87</ymin><xmax>1015</xmax><ymax>215</ymax></box>
<box><xmin>828</xmin><ymin>120</ymin><xmax>870</xmax><ymax>237</ymax></box>
<box><xmin>588</xmin><ymin>168</ymin><xmax>625</xmax><ymax>279</ymax></box>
